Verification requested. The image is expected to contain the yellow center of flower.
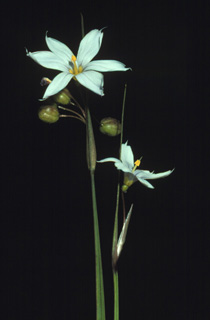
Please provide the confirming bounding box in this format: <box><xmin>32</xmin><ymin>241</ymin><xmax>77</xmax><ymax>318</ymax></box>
<box><xmin>122</xmin><ymin>157</ymin><xmax>143</xmax><ymax>193</ymax></box>
<box><xmin>132</xmin><ymin>157</ymin><xmax>142</xmax><ymax>172</ymax></box>
<box><xmin>69</xmin><ymin>55</ymin><xmax>83</xmax><ymax>75</ymax></box>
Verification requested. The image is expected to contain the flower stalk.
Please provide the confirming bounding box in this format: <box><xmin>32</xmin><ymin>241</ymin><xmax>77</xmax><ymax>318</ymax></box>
<box><xmin>112</xmin><ymin>84</ymin><xmax>127</xmax><ymax>320</ymax></box>
<box><xmin>86</xmin><ymin>106</ymin><xmax>106</xmax><ymax>320</ymax></box>
<box><xmin>58</xmin><ymin>105</ymin><xmax>86</xmax><ymax>124</ymax></box>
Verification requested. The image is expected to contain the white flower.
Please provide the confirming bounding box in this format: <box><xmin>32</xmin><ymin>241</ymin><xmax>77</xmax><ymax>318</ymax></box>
<box><xmin>26</xmin><ymin>29</ymin><xmax>130</xmax><ymax>100</ymax></box>
<box><xmin>98</xmin><ymin>142</ymin><xmax>174</xmax><ymax>191</ymax></box>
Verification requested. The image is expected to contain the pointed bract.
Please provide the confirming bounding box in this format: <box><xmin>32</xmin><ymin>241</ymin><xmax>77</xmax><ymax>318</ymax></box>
<box><xmin>117</xmin><ymin>204</ymin><xmax>133</xmax><ymax>259</ymax></box>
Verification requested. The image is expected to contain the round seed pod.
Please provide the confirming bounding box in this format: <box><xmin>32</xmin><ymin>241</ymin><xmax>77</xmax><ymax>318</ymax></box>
<box><xmin>53</xmin><ymin>88</ymin><xmax>72</xmax><ymax>105</ymax></box>
<box><xmin>38</xmin><ymin>105</ymin><xmax>60</xmax><ymax>123</ymax></box>
<box><xmin>100</xmin><ymin>117</ymin><xmax>121</xmax><ymax>136</ymax></box>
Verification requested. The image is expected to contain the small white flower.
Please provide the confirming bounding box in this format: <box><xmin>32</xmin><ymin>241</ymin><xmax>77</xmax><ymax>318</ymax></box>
<box><xmin>26</xmin><ymin>29</ymin><xmax>130</xmax><ymax>100</ymax></box>
<box><xmin>98</xmin><ymin>142</ymin><xmax>174</xmax><ymax>191</ymax></box>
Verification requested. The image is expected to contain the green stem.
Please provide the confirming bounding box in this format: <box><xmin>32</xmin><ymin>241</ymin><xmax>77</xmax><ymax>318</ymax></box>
<box><xmin>112</xmin><ymin>84</ymin><xmax>127</xmax><ymax>320</ymax></box>
<box><xmin>81</xmin><ymin>14</ymin><xmax>105</xmax><ymax>320</ymax></box>
<box><xmin>90</xmin><ymin>170</ymin><xmax>106</xmax><ymax>320</ymax></box>
<box><xmin>113</xmin><ymin>270</ymin><xmax>119</xmax><ymax>320</ymax></box>
<box><xmin>80</xmin><ymin>13</ymin><xmax>85</xmax><ymax>38</ymax></box>
<box><xmin>112</xmin><ymin>184</ymin><xmax>120</xmax><ymax>320</ymax></box>
<box><xmin>119</xmin><ymin>84</ymin><xmax>127</xmax><ymax>150</ymax></box>
<box><xmin>86</xmin><ymin>106</ymin><xmax>105</xmax><ymax>320</ymax></box>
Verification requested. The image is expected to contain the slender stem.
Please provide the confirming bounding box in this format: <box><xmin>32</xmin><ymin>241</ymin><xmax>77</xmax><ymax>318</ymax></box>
<box><xmin>112</xmin><ymin>183</ymin><xmax>120</xmax><ymax>268</ymax></box>
<box><xmin>112</xmin><ymin>84</ymin><xmax>127</xmax><ymax>320</ymax></box>
<box><xmin>113</xmin><ymin>271</ymin><xmax>119</xmax><ymax>320</ymax></box>
<box><xmin>59</xmin><ymin>114</ymin><xmax>86</xmax><ymax>123</ymax></box>
<box><xmin>86</xmin><ymin>105</ymin><xmax>105</xmax><ymax>320</ymax></box>
<box><xmin>112</xmin><ymin>183</ymin><xmax>120</xmax><ymax>320</ymax></box>
<box><xmin>58</xmin><ymin>103</ymin><xmax>86</xmax><ymax>122</ymax></box>
<box><xmin>80</xmin><ymin>14</ymin><xmax>105</xmax><ymax>320</ymax></box>
<box><xmin>121</xmin><ymin>192</ymin><xmax>126</xmax><ymax>223</ymax></box>
<box><xmin>80</xmin><ymin>13</ymin><xmax>85</xmax><ymax>38</ymax></box>
<box><xmin>119</xmin><ymin>84</ymin><xmax>127</xmax><ymax>151</ymax></box>
<box><xmin>72</xmin><ymin>96</ymin><xmax>87</xmax><ymax>118</ymax></box>
<box><xmin>90</xmin><ymin>170</ymin><xmax>106</xmax><ymax>320</ymax></box>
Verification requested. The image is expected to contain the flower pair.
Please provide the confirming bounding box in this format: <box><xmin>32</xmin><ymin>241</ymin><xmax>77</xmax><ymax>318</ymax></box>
<box><xmin>27</xmin><ymin>29</ymin><xmax>173</xmax><ymax>191</ymax></box>
<box><xmin>26</xmin><ymin>29</ymin><xmax>130</xmax><ymax>100</ymax></box>
<box><xmin>98</xmin><ymin>142</ymin><xmax>173</xmax><ymax>191</ymax></box>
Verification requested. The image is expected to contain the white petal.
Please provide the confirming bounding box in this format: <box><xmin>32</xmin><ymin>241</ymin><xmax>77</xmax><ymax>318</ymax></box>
<box><xmin>45</xmin><ymin>33</ymin><xmax>73</xmax><ymax>65</ymax></box>
<box><xmin>76</xmin><ymin>71</ymin><xmax>104</xmax><ymax>96</ymax></box>
<box><xmin>137</xmin><ymin>178</ymin><xmax>155</xmax><ymax>189</ymax></box>
<box><xmin>134</xmin><ymin>169</ymin><xmax>151</xmax><ymax>175</ymax></box>
<box><xmin>121</xmin><ymin>143</ymin><xmax>134</xmax><ymax>171</ymax></box>
<box><xmin>26</xmin><ymin>51</ymin><xmax>69</xmax><ymax>72</ymax></box>
<box><xmin>84</xmin><ymin>60</ymin><xmax>130</xmax><ymax>72</ymax></box>
<box><xmin>97</xmin><ymin>158</ymin><xmax>131</xmax><ymax>173</ymax></box>
<box><xmin>77</xmin><ymin>29</ymin><xmax>103</xmax><ymax>67</ymax></box>
<box><xmin>97</xmin><ymin>157</ymin><xmax>119</xmax><ymax>163</ymax></box>
<box><xmin>138</xmin><ymin>169</ymin><xmax>174</xmax><ymax>180</ymax></box>
<box><xmin>114</xmin><ymin>162</ymin><xmax>132</xmax><ymax>173</ymax></box>
<box><xmin>41</xmin><ymin>72</ymin><xmax>73</xmax><ymax>100</ymax></box>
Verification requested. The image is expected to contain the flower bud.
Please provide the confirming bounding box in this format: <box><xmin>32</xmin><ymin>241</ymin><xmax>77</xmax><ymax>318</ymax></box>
<box><xmin>53</xmin><ymin>88</ymin><xmax>72</xmax><ymax>105</ymax></box>
<box><xmin>100</xmin><ymin>117</ymin><xmax>121</xmax><ymax>136</ymax></box>
<box><xmin>38</xmin><ymin>105</ymin><xmax>60</xmax><ymax>123</ymax></box>
<box><xmin>40</xmin><ymin>77</ymin><xmax>51</xmax><ymax>86</ymax></box>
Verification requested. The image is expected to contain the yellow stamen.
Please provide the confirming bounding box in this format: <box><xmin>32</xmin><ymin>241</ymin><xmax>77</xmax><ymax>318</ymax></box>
<box><xmin>132</xmin><ymin>157</ymin><xmax>143</xmax><ymax>172</ymax></box>
<box><xmin>69</xmin><ymin>55</ymin><xmax>83</xmax><ymax>76</ymax></box>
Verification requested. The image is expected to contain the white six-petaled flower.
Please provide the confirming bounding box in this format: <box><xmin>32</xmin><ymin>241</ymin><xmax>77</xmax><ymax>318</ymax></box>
<box><xmin>26</xmin><ymin>29</ymin><xmax>130</xmax><ymax>100</ymax></box>
<box><xmin>98</xmin><ymin>142</ymin><xmax>174</xmax><ymax>191</ymax></box>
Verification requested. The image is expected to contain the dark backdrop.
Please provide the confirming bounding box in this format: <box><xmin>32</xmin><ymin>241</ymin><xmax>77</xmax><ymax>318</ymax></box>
<box><xmin>5</xmin><ymin>0</ymin><xmax>210</xmax><ymax>319</ymax></box>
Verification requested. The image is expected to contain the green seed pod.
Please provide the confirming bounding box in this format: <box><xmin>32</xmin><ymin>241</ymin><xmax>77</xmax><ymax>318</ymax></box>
<box><xmin>122</xmin><ymin>184</ymin><xmax>129</xmax><ymax>193</ymax></box>
<box><xmin>38</xmin><ymin>105</ymin><xmax>60</xmax><ymax>123</ymax></box>
<box><xmin>53</xmin><ymin>88</ymin><xmax>72</xmax><ymax>105</ymax></box>
<box><xmin>100</xmin><ymin>117</ymin><xmax>121</xmax><ymax>137</ymax></box>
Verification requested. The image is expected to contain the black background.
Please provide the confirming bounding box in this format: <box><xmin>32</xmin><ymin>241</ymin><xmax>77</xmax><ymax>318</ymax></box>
<box><xmin>5</xmin><ymin>0</ymin><xmax>210</xmax><ymax>319</ymax></box>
